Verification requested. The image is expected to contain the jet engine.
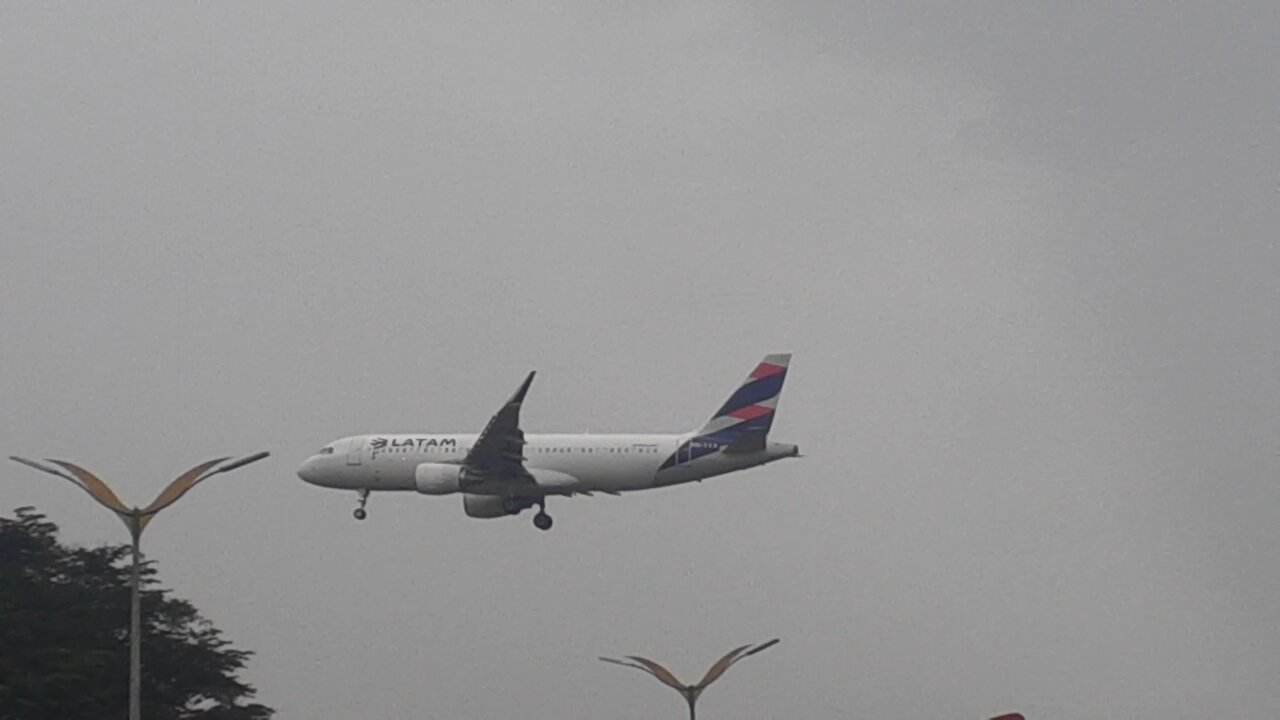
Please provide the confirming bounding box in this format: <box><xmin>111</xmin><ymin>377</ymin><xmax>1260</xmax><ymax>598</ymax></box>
<box><xmin>414</xmin><ymin>463</ymin><xmax>465</xmax><ymax>495</ymax></box>
<box><xmin>462</xmin><ymin>493</ymin><xmax>528</xmax><ymax>518</ymax></box>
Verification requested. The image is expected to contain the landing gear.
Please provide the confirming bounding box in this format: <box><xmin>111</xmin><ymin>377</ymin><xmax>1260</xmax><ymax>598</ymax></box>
<box><xmin>532</xmin><ymin>499</ymin><xmax>553</xmax><ymax>531</ymax></box>
<box><xmin>353</xmin><ymin>489</ymin><xmax>370</xmax><ymax>521</ymax></box>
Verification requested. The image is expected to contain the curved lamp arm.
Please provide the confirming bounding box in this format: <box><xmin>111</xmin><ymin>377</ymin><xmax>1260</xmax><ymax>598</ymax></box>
<box><xmin>695</xmin><ymin>638</ymin><xmax>780</xmax><ymax>690</ymax></box>
<box><xmin>138</xmin><ymin>451</ymin><xmax>269</xmax><ymax>532</ymax></box>
<box><xmin>624</xmin><ymin>656</ymin><xmax>691</xmax><ymax>691</ymax></box>
<box><xmin>10</xmin><ymin>456</ymin><xmax>131</xmax><ymax>516</ymax></box>
<box><xmin>136</xmin><ymin>457</ymin><xmax>228</xmax><ymax>531</ymax></box>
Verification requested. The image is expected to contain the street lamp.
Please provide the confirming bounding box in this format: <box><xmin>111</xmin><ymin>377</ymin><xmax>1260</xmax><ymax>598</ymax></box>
<box><xmin>8</xmin><ymin>451</ymin><xmax>270</xmax><ymax>720</ymax></box>
<box><xmin>600</xmin><ymin>638</ymin><xmax>779</xmax><ymax>720</ymax></box>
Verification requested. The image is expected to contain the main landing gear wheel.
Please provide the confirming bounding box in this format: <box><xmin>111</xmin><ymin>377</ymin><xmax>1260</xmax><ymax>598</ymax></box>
<box><xmin>353</xmin><ymin>490</ymin><xmax>370</xmax><ymax>521</ymax></box>
<box><xmin>532</xmin><ymin>498</ymin><xmax>553</xmax><ymax>531</ymax></box>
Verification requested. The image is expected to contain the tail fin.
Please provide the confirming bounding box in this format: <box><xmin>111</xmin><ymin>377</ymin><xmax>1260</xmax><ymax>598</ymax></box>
<box><xmin>693</xmin><ymin>353</ymin><xmax>791</xmax><ymax>449</ymax></box>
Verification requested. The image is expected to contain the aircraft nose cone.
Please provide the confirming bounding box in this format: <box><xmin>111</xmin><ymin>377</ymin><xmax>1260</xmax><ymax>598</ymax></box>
<box><xmin>297</xmin><ymin>457</ymin><xmax>320</xmax><ymax>484</ymax></box>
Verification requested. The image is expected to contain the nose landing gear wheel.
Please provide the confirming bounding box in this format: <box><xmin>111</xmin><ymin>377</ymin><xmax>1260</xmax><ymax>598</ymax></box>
<box><xmin>353</xmin><ymin>489</ymin><xmax>370</xmax><ymax>521</ymax></box>
<box><xmin>533</xmin><ymin>512</ymin><xmax>553</xmax><ymax>531</ymax></box>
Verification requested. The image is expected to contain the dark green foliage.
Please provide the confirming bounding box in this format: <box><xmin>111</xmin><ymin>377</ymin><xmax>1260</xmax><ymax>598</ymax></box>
<box><xmin>0</xmin><ymin>507</ymin><xmax>273</xmax><ymax>720</ymax></box>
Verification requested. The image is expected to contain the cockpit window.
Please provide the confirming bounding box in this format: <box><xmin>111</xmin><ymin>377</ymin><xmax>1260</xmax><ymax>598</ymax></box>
<box><xmin>319</xmin><ymin>447</ymin><xmax>334</xmax><ymax>455</ymax></box>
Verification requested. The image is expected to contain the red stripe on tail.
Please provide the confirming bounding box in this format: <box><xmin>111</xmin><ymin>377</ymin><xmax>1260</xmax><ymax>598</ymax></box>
<box><xmin>729</xmin><ymin>405</ymin><xmax>774</xmax><ymax>421</ymax></box>
<box><xmin>750</xmin><ymin>362</ymin><xmax>786</xmax><ymax>380</ymax></box>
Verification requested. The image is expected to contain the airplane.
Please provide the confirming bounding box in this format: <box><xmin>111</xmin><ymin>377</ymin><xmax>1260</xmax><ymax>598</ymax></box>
<box><xmin>297</xmin><ymin>354</ymin><xmax>800</xmax><ymax>530</ymax></box>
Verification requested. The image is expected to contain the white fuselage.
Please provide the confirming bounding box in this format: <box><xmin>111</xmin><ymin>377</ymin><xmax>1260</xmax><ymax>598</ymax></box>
<box><xmin>297</xmin><ymin>432</ymin><xmax>799</xmax><ymax>497</ymax></box>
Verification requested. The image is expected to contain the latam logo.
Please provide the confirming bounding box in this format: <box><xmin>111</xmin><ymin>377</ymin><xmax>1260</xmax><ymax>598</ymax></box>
<box><xmin>370</xmin><ymin>437</ymin><xmax>457</xmax><ymax>450</ymax></box>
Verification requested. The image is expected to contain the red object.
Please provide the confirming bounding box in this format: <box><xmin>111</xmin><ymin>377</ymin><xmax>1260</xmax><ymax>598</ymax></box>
<box><xmin>729</xmin><ymin>404</ymin><xmax>774</xmax><ymax>420</ymax></box>
<box><xmin>749</xmin><ymin>362</ymin><xmax>786</xmax><ymax>379</ymax></box>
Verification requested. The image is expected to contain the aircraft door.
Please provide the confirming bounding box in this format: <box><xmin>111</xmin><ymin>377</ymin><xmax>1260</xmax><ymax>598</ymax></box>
<box><xmin>346</xmin><ymin>436</ymin><xmax>365</xmax><ymax>466</ymax></box>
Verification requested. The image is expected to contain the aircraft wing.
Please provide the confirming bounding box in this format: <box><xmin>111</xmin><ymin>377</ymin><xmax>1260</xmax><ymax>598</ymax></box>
<box><xmin>464</xmin><ymin>371</ymin><xmax>537</xmax><ymax>484</ymax></box>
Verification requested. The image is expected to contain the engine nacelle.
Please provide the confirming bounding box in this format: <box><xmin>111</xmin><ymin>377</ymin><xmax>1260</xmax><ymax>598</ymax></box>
<box><xmin>414</xmin><ymin>463</ymin><xmax>465</xmax><ymax>495</ymax></box>
<box><xmin>462</xmin><ymin>493</ymin><xmax>524</xmax><ymax>518</ymax></box>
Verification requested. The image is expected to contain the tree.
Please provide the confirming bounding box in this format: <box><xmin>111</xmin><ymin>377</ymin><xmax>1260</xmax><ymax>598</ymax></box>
<box><xmin>0</xmin><ymin>507</ymin><xmax>273</xmax><ymax>720</ymax></box>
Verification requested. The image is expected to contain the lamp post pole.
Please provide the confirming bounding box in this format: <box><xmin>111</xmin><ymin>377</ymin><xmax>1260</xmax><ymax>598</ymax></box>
<box><xmin>9</xmin><ymin>451</ymin><xmax>270</xmax><ymax>720</ymax></box>
<box><xmin>128</xmin><ymin>512</ymin><xmax>142</xmax><ymax>720</ymax></box>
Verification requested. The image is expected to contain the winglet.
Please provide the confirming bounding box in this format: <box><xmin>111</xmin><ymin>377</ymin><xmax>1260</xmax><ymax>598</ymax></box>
<box><xmin>510</xmin><ymin>371</ymin><xmax>536</xmax><ymax>405</ymax></box>
<box><xmin>465</xmin><ymin>371</ymin><xmax>537</xmax><ymax>471</ymax></box>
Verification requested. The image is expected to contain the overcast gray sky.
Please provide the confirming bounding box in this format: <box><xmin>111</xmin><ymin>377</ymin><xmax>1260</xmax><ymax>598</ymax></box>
<box><xmin>2</xmin><ymin>2</ymin><xmax>1277</xmax><ymax>718</ymax></box>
